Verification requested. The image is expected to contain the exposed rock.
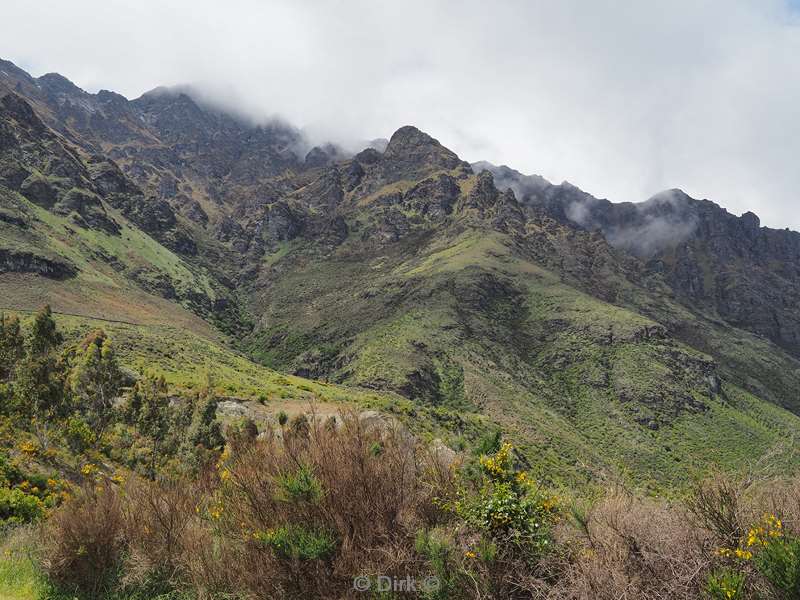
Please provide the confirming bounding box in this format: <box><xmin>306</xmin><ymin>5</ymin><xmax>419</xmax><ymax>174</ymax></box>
<box><xmin>0</xmin><ymin>248</ymin><xmax>76</xmax><ymax>279</ymax></box>
<box><xmin>304</xmin><ymin>146</ymin><xmax>332</xmax><ymax>168</ymax></box>
<box><xmin>20</xmin><ymin>174</ymin><xmax>59</xmax><ymax>208</ymax></box>
<box><xmin>378</xmin><ymin>126</ymin><xmax>467</xmax><ymax>182</ymax></box>
<box><xmin>263</xmin><ymin>202</ymin><xmax>302</xmax><ymax>244</ymax></box>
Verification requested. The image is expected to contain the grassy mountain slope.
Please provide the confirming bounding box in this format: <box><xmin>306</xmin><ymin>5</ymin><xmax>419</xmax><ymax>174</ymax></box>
<box><xmin>243</xmin><ymin>197</ymin><xmax>800</xmax><ymax>488</ymax></box>
<box><xmin>1</xmin><ymin>59</ymin><xmax>799</xmax><ymax>492</ymax></box>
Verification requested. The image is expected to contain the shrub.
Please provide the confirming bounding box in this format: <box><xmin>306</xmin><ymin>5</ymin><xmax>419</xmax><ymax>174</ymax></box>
<box><xmin>121</xmin><ymin>477</ymin><xmax>200</xmax><ymax>593</ymax></box>
<box><xmin>254</xmin><ymin>524</ymin><xmax>337</xmax><ymax>561</ymax></box>
<box><xmin>277</xmin><ymin>410</ymin><xmax>288</xmax><ymax>426</ymax></box>
<box><xmin>0</xmin><ymin>487</ymin><xmax>44</xmax><ymax>525</ymax></box>
<box><xmin>447</xmin><ymin>443</ymin><xmax>558</xmax><ymax>559</ymax></box>
<box><xmin>40</xmin><ymin>482</ymin><xmax>125</xmax><ymax>597</ymax></box>
<box><xmin>705</xmin><ymin>568</ymin><xmax>745</xmax><ymax>600</ymax></box>
<box><xmin>688</xmin><ymin>474</ymin><xmax>746</xmax><ymax>549</ymax></box>
<box><xmin>0</xmin><ymin>453</ymin><xmax>22</xmax><ymax>487</ymax></box>
<box><xmin>414</xmin><ymin>529</ymin><xmax>459</xmax><ymax>599</ymax></box>
<box><xmin>206</xmin><ymin>409</ymin><xmax>448</xmax><ymax>597</ymax></box>
<box><xmin>64</xmin><ymin>415</ymin><xmax>96</xmax><ymax>454</ymax></box>
<box><xmin>276</xmin><ymin>464</ymin><xmax>323</xmax><ymax>503</ymax></box>
<box><xmin>749</xmin><ymin>514</ymin><xmax>800</xmax><ymax>598</ymax></box>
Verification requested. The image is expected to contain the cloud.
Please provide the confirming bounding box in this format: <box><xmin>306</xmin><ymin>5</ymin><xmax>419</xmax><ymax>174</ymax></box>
<box><xmin>600</xmin><ymin>192</ymin><xmax>700</xmax><ymax>258</ymax></box>
<box><xmin>2</xmin><ymin>0</ymin><xmax>800</xmax><ymax>229</ymax></box>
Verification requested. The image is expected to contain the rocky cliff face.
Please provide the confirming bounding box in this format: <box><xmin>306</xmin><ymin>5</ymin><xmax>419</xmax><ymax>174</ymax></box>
<box><xmin>0</xmin><ymin>92</ymin><xmax>120</xmax><ymax>235</ymax></box>
<box><xmin>477</xmin><ymin>162</ymin><xmax>800</xmax><ymax>358</ymax></box>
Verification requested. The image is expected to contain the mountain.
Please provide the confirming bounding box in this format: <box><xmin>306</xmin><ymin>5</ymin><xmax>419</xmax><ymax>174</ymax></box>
<box><xmin>2</xmin><ymin>58</ymin><xmax>800</xmax><ymax>488</ymax></box>
<box><xmin>477</xmin><ymin>162</ymin><xmax>800</xmax><ymax>358</ymax></box>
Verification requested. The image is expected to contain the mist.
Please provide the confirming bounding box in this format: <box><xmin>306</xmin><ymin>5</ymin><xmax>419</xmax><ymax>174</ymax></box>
<box><xmin>2</xmin><ymin>0</ymin><xmax>800</xmax><ymax>229</ymax></box>
<box><xmin>600</xmin><ymin>192</ymin><xmax>700</xmax><ymax>258</ymax></box>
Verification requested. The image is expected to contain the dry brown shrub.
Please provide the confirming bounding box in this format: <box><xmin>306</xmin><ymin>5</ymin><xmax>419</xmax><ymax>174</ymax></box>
<box><xmin>40</xmin><ymin>481</ymin><xmax>126</xmax><ymax>598</ymax></box>
<box><xmin>210</xmin><ymin>409</ymin><xmax>452</xmax><ymax>598</ymax></box>
<box><xmin>535</xmin><ymin>488</ymin><xmax>713</xmax><ymax>600</ymax></box>
<box><xmin>686</xmin><ymin>473</ymin><xmax>750</xmax><ymax>548</ymax></box>
<box><xmin>121</xmin><ymin>475</ymin><xmax>201</xmax><ymax>590</ymax></box>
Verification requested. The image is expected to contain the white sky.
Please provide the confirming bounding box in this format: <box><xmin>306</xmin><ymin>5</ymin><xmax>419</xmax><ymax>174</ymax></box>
<box><xmin>3</xmin><ymin>0</ymin><xmax>800</xmax><ymax>229</ymax></box>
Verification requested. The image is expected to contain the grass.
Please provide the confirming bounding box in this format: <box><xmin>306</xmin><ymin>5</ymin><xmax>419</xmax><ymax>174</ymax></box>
<box><xmin>0</xmin><ymin>528</ymin><xmax>43</xmax><ymax>600</ymax></box>
<box><xmin>23</xmin><ymin>196</ymin><xmax>215</xmax><ymax>297</ymax></box>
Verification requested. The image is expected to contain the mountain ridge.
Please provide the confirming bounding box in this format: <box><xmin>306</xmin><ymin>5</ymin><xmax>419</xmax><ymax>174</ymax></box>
<box><xmin>2</xmin><ymin>57</ymin><xmax>800</xmax><ymax>487</ymax></box>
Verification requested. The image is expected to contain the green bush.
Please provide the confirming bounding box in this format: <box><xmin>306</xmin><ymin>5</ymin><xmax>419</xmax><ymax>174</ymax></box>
<box><xmin>752</xmin><ymin>521</ymin><xmax>800</xmax><ymax>598</ymax></box>
<box><xmin>414</xmin><ymin>529</ymin><xmax>458</xmax><ymax>599</ymax></box>
<box><xmin>64</xmin><ymin>415</ymin><xmax>96</xmax><ymax>453</ymax></box>
<box><xmin>0</xmin><ymin>487</ymin><xmax>45</xmax><ymax>525</ymax></box>
<box><xmin>0</xmin><ymin>453</ymin><xmax>22</xmax><ymax>487</ymax></box>
<box><xmin>705</xmin><ymin>568</ymin><xmax>745</xmax><ymax>600</ymax></box>
<box><xmin>447</xmin><ymin>443</ymin><xmax>558</xmax><ymax>559</ymax></box>
<box><xmin>277</xmin><ymin>464</ymin><xmax>323</xmax><ymax>503</ymax></box>
<box><xmin>474</xmin><ymin>430</ymin><xmax>502</xmax><ymax>456</ymax></box>
<box><xmin>253</xmin><ymin>524</ymin><xmax>337</xmax><ymax>561</ymax></box>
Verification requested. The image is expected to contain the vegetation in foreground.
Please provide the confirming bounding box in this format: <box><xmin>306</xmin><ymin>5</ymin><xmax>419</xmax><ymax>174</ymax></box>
<box><xmin>4</xmin><ymin>413</ymin><xmax>800</xmax><ymax>599</ymax></box>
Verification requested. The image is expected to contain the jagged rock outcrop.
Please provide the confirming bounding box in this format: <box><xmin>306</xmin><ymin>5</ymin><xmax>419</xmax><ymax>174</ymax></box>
<box><xmin>0</xmin><ymin>248</ymin><xmax>76</xmax><ymax>279</ymax></box>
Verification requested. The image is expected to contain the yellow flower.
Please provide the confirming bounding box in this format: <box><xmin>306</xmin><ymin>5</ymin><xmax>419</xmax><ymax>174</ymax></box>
<box><xmin>464</xmin><ymin>551</ymin><xmax>477</xmax><ymax>559</ymax></box>
<box><xmin>19</xmin><ymin>441</ymin><xmax>37</xmax><ymax>454</ymax></box>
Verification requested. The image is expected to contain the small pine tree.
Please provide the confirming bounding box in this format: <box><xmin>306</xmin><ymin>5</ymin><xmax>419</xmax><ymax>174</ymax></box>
<box><xmin>29</xmin><ymin>305</ymin><xmax>62</xmax><ymax>357</ymax></box>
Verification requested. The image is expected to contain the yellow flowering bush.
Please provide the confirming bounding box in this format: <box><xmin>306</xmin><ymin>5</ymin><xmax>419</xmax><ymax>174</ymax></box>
<box><xmin>705</xmin><ymin>568</ymin><xmax>745</xmax><ymax>600</ymax></box>
<box><xmin>444</xmin><ymin>442</ymin><xmax>559</xmax><ymax>559</ymax></box>
<box><xmin>80</xmin><ymin>463</ymin><xmax>99</xmax><ymax>478</ymax></box>
<box><xmin>18</xmin><ymin>440</ymin><xmax>38</xmax><ymax>455</ymax></box>
<box><xmin>748</xmin><ymin>514</ymin><xmax>800</xmax><ymax>598</ymax></box>
<box><xmin>746</xmin><ymin>513</ymin><xmax>783</xmax><ymax>547</ymax></box>
<box><xmin>711</xmin><ymin>514</ymin><xmax>800</xmax><ymax>599</ymax></box>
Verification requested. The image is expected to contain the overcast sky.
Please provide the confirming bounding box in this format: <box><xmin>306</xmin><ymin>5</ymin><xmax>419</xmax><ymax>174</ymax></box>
<box><xmin>2</xmin><ymin>0</ymin><xmax>799</xmax><ymax>229</ymax></box>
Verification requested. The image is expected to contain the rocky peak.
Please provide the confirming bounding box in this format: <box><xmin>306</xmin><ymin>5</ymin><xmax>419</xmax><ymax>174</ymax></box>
<box><xmin>472</xmin><ymin>161</ymin><xmax>550</xmax><ymax>202</ymax></box>
<box><xmin>0</xmin><ymin>59</ymin><xmax>38</xmax><ymax>96</ymax></box>
<box><xmin>378</xmin><ymin>125</ymin><xmax>466</xmax><ymax>181</ymax></box>
<box><xmin>96</xmin><ymin>89</ymin><xmax>130</xmax><ymax>108</ymax></box>
<box><xmin>740</xmin><ymin>211</ymin><xmax>760</xmax><ymax>236</ymax></box>
<box><xmin>37</xmin><ymin>72</ymin><xmax>84</xmax><ymax>95</ymax></box>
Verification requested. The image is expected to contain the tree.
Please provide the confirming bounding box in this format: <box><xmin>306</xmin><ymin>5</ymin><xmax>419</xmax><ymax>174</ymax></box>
<box><xmin>69</xmin><ymin>329</ymin><xmax>123</xmax><ymax>439</ymax></box>
<box><xmin>29</xmin><ymin>305</ymin><xmax>61</xmax><ymax>357</ymax></box>
<box><xmin>0</xmin><ymin>314</ymin><xmax>24</xmax><ymax>382</ymax></box>
<box><xmin>188</xmin><ymin>372</ymin><xmax>223</xmax><ymax>451</ymax></box>
<box><xmin>135</xmin><ymin>375</ymin><xmax>170</xmax><ymax>480</ymax></box>
<box><xmin>14</xmin><ymin>307</ymin><xmax>67</xmax><ymax>448</ymax></box>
